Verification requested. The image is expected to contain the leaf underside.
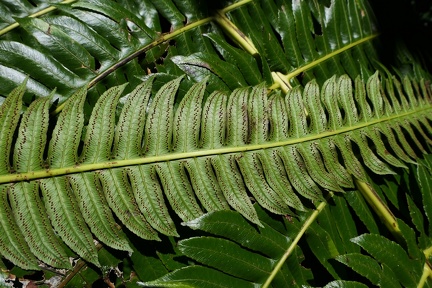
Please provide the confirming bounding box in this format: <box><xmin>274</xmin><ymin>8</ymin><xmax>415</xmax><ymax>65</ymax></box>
<box><xmin>0</xmin><ymin>71</ymin><xmax>431</xmax><ymax>269</ymax></box>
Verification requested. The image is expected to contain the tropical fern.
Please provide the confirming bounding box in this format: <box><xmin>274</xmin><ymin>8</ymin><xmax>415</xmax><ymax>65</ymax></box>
<box><xmin>140</xmin><ymin>155</ymin><xmax>432</xmax><ymax>287</ymax></box>
<box><xmin>0</xmin><ymin>0</ymin><xmax>431</xmax><ymax>287</ymax></box>
<box><xmin>0</xmin><ymin>68</ymin><xmax>431</xmax><ymax>271</ymax></box>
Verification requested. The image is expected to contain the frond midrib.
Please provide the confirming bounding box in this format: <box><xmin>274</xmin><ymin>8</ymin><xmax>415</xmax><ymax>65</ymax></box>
<box><xmin>1</xmin><ymin>103</ymin><xmax>429</xmax><ymax>184</ymax></box>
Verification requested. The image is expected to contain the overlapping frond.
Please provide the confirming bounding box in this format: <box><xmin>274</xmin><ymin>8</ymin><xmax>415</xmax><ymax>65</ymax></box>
<box><xmin>0</xmin><ymin>0</ymin><xmax>392</xmax><ymax>110</ymax></box>
<box><xmin>141</xmin><ymin>157</ymin><xmax>432</xmax><ymax>288</ymax></box>
<box><xmin>0</xmin><ymin>0</ymin><xmax>218</xmax><ymax>104</ymax></box>
<box><xmin>0</xmin><ymin>70</ymin><xmax>430</xmax><ymax>269</ymax></box>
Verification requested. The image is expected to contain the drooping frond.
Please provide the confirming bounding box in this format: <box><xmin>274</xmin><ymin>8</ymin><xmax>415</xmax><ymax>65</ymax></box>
<box><xmin>0</xmin><ymin>70</ymin><xmax>430</xmax><ymax>269</ymax></box>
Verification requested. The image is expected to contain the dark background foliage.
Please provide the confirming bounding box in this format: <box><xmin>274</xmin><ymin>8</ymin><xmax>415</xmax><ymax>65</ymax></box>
<box><xmin>0</xmin><ymin>0</ymin><xmax>431</xmax><ymax>287</ymax></box>
<box><xmin>371</xmin><ymin>0</ymin><xmax>432</xmax><ymax>72</ymax></box>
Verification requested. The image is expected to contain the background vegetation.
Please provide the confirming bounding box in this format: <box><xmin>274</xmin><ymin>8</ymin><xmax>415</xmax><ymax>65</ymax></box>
<box><xmin>0</xmin><ymin>0</ymin><xmax>431</xmax><ymax>287</ymax></box>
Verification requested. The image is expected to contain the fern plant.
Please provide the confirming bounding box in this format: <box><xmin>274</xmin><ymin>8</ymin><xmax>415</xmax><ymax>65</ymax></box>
<box><xmin>0</xmin><ymin>0</ymin><xmax>431</xmax><ymax>287</ymax></box>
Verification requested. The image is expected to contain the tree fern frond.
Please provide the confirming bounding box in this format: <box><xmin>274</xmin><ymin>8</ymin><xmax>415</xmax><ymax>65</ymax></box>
<box><xmin>148</xmin><ymin>164</ymin><xmax>431</xmax><ymax>288</ymax></box>
<box><xmin>0</xmin><ymin>70</ymin><xmax>431</xmax><ymax>269</ymax></box>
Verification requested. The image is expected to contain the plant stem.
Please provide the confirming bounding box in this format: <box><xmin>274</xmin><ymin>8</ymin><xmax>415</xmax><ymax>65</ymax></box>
<box><xmin>424</xmin><ymin>246</ymin><xmax>432</xmax><ymax>258</ymax></box>
<box><xmin>214</xmin><ymin>11</ymin><xmax>258</xmax><ymax>56</ymax></box>
<box><xmin>354</xmin><ymin>179</ymin><xmax>403</xmax><ymax>240</ymax></box>
<box><xmin>0</xmin><ymin>0</ymin><xmax>77</xmax><ymax>36</ymax></box>
<box><xmin>269</xmin><ymin>34</ymin><xmax>379</xmax><ymax>90</ymax></box>
<box><xmin>417</xmin><ymin>264</ymin><xmax>432</xmax><ymax>288</ymax></box>
<box><xmin>271</xmin><ymin>72</ymin><xmax>291</xmax><ymax>94</ymax></box>
<box><xmin>262</xmin><ymin>199</ymin><xmax>328</xmax><ymax>288</ymax></box>
<box><xmin>221</xmin><ymin>0</ymin><xmax>254</xmax><ymax>14</ymax></box>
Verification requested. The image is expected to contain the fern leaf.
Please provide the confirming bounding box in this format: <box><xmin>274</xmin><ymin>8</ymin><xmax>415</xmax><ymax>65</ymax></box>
<box><xmin>280</xmin><ymin>145</ymin><xmax>324</xmax><ymax>202</ymax></box>
<box><xmin>317</xmin><ymin>138</ymin><xmax>354</xmax><ymax>188</ymax></box>
<box><xmin>114</xmin><ymin>78</ymin><xmax>177</xmax><ymax>237</ymax></box>
<box><xmin>141</xmin><ymin>208</ymin><xmax>312</xmax><ymax>287</ymax></box>
<box><xmin>184</xmin><ymin>157</ymin><xmax>230</xmax><ymax>212</ymax></box>
<box><xmin>211</xmin><ymin>155</ymin><xmax>260</xmax><ymax>226</ymax></box>
<box><xmin>201</xmin><ymin>91</ymin><xmax>226</xmax><ymax>150</ymax></box>
<box><xmin>128</xmin><ymin>165</ymin><xmax>178</xmax><ymax>237</ymax></box>
<box><xmin>297</xmin><ymin>142</ymin><xmax>343</xmax><ymax>192</ymax></box>
<box><xmin>69</xmin><ymin>172</ymin><xmax>132</xmax><ymax>252</ymax></box>
<box><xmin>172</xmin><ymin>80</ymin><xmax>206</xmax><ymax>152</ymax></box>
<box><xmin>417</xmin><ymin>158</ymin><xmax>432</xmax><ymax>233</ymax></box>
<box><xmin>140</xmin><ymin>265</ymin><xmax>256</xmax><ymax>288</ymax></box>
<box><xmin>178</xmin><ymin>236</ymin><xmax>274</xmax><ymax>282</ymax></box>
<box><xmin>351</xmin><ymin>234</ymin><xmax>422</xmax><ymax>287</ymax></box>
<box><xmin>41</xmin><ymin>87</ymin><xmax>99</xmax><ymax>265</ymax></box>
<box><xmin>81</xmin><ymin>84</ymin><xmax>126</xmax><ymax>164</ymax></box>
<box><xmin>17</xmin><ymin>17</ymin><xmax>95</xmax><ymax>77</ymax></box>
<box><xmin>13</xmin><ymin>96</ymin><xmax>50</xmax><ymax>173</ymax></box>
<box><xmin>336</xmin><ymin>253</ymin><xmax>382</xmax><ymax>286</ymax></box>
<box><xmin>258</xmin><ymin>149</ymin><xmax>305</xmax><ymax>211</ymax></box>
<box><xmin>0</xmin><ymin>82</ymin><xmax>25</xmax><ymax>174</ymax></box>
<box><xmin>114</xmin><ymin>79</ymin><xmax>153</xmax><ymax>159</ymax></box>
<box><xmin>10</xmin><ymin>95</ymin><xmax>70</xmax><ymax>268</ymax></box>
<box><xmin>0</xmin><ymin>185</ymin><xmax>39</xmax><ymax>270</ymax></box>
<box><xmin>0</xmin><ymin>70</ymin><xmax>431</xmax><ymax>270</ymax></box>
<box><xmin>9</xmin><ymin>182</ymin><xmax>70</xmax><ymax>268</ymax></box>
<box><xmin>0</xmin><ymin>82</ymin><xmax>39</xmax><ymax>269</ymax></box>
<box><xmin>56</xmin><ymin>86</ymin><xmax>132</xmax><ymax>252</ymax></box>
<box><xmin>99</xmin><ymin>168</ymin><xmax>159</xmax><ymax>240</ymax></box>
<box><xmin>48</xmin><ymin>87</ymin><xmax>85</xmax><ymax>167</ymax></box>
<box><xmin>155</xmin><ymin>161</ymin><xmax>203</xmax><ymax>222</ymax></box>
<box><xmin>144</xmin><ymin>77</ymin><xmax>183</xmax><ymax>156</ymax></box>
<box><xmin>39</xmin><ymin>177</ymin><xmax>99</xmax><ymax>266</ymax></box>
<box><xmin>237</xmin><ymin>152</ymin><xmax>291</xmax><ymax>215</ymax></box>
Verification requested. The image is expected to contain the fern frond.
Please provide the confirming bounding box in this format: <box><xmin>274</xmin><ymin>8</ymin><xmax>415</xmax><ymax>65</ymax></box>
<box><xmin>0</xmin><ymin>70</ymin><xmax>431</xmax><ymax>269</ymax></box>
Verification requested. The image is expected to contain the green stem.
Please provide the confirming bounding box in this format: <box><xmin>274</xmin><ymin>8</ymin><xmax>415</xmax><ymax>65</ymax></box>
<box><xmin>271</xmin><ymin>72</ymin><xmax>291</xmax><ymax>94</ymax></box>
<box><xmin>0</xmin><ymin>0</ymin><xmax>77</xmax><ymax>36</ymax></box>
<box><xmin>214</xmin><ymin>11</ymin><xmax>258</xmax><ymax>56</ymax></box>
<box><xmin>269</xmin><ymin>34</ymin><xmax>379</xmax><ymax>90</ymax></box>
<box><xmin>221</xmin><ymin>0</ymin><xmax>254</xmax><ymax>13</ymax></box>
<box><xmin>262</xmin><ymin>199</ymin><xmax>328</xmax><ymax>288</ymax></box>
<box><xmin>354</xmin><ymin>179</ymin><xmax>402</xmax><ymax>240</ymax></box>
<box><xmin>417</xmin><ymin>264</ymin><xmax>432</xmax><ymax>288</ymax></box>
<box><xmin>424</xmin><ymin>246</ymin><xmax>432</xmax><ymax>258</ymax></box>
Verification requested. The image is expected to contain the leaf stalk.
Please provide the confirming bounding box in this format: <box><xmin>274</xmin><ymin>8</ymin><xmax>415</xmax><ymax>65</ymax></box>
<box><xmin>214</xmin><ymin>11</ymin><xmax>259</xmax><ymax>56</ymax></box>
<box><xmin>262</xmin><ymin>198</ymin><xmax>329</xmax><ymax>288</ymax></box>
<box><xmin>417</xmin><ymin>264</ymin><xmax>432</xmax><ymax>288</ymax></box>
<box><xmin>0</xmin><ymin>0</ymin><xmax>78</xmax><ymax>36</ymax></box>
<box><xmin>271</xmin><ymin>72</ymin><xmax>292</xmax><ymax>94</ymax></box>
<box><xmin>269</xmin><ymin>34</ymin><xmax>379</xmax><ymax>89</ymax></box>
<box><xmin>424</xmin><ymin>246</ymin><xmax>432</xmax><ymax>258</ymax></box>
<box><xmin>354</xmin><ymin>179</ymin><xmax>402</xmax><ymax>240</ymax></box>
<box><xmin>220</xmin><ymin>0</ymin><xmax>254</xmax><ymax>14</ymax></box>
